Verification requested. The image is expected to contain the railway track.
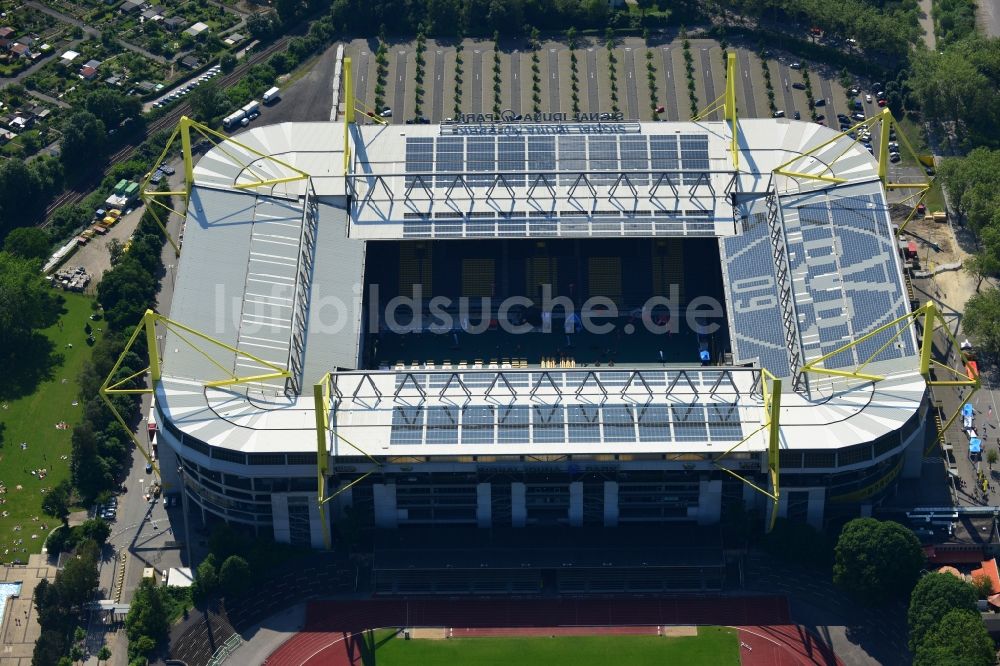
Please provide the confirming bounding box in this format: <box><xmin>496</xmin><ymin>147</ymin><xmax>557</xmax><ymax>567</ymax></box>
<box><xmin>42</xmin><ymin>37</ymin><xmax>291</xmax><ymax>222</ymax></box>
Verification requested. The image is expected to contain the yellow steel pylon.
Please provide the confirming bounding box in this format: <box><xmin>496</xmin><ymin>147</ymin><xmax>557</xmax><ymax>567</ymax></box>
<box><xmin>313</xmin><ymin>373</ymin><xmax>383</xmax><ymax>550</ymax></box>
<box><xmin>140</xmin><ymin>116</ymin><xmax>311</xmax><ymax>257</ymax></box>
<box><xmin>693</xmin><ymin>52</ymin><xmax>739</xmax><ymax>170</ymax></box>
<box><xmin>713</xmin><ymin>369</ymin><xmax>782</xmax><ymax>532</ymax></box>
<box><xmin>772</xmin><ymin>108</ymin><xmax>933</xmax><ymax>203</ymax></box>
<box><xmin>99</xmin><ymin>309</ymin><xmax>292</xmax><ymax>475</ymax></box>
<box><xmin>799</xmin><ymin>300</ymin><xmax>978</xmax><ymax>453</ymax></box>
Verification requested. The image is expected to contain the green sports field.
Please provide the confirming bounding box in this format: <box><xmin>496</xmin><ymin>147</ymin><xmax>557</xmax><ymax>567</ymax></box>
<box><xmin>0</xmin><ymin>293</ymin><xmax>101</xmax><ymax>562</ymax></box>
<box><xmin>363</xmin><ymin>627</ymin><xmax>740</xmax><ymax>665</ymax></box>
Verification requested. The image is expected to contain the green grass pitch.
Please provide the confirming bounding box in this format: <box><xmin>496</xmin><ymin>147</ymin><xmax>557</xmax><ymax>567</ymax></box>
<box><xmin>0</xmin><ymin>293</ymin><xmax>102</xmax><ymax>562</ymax></box>
<box><xmin>364</xmin><ymin>626</ymin><xmax>740</xmax><ymax>665</ymax></box>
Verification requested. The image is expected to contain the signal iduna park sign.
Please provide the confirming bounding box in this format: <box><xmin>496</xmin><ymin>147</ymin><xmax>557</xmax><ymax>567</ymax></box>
<box><xmin>447</xmin><ymin>109</ymin><xmax>634</xmax><ymax>135</ymax></box>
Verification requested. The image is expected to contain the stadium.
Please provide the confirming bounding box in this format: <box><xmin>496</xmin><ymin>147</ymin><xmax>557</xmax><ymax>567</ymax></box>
<box><xmin>117</xmin><ymin>55</ymin><xmax>959</xmax><ymax>597</ymax></box>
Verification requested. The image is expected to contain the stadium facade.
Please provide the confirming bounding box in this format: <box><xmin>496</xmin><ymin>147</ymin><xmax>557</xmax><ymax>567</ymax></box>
<box><xmin>149</xmin><ymin>104</ymin><xmax>934</xmax><ymax>558</ymax></box>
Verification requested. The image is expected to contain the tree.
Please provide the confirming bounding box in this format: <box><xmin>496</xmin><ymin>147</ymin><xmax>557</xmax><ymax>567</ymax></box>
<box><xmin>42</xmin><ymin>479</ymin><xmax>72</xmax><ymax>525</ymax></box>
<box><xmin>247</xmin><ymin>11</ymin><xmax>278</xmax><ymax>40</ymax></box>
<box><xmin>46</xmin><ymin>203</ymin><xmax>90</xmax><ymax>239</ymax></box>
<box><xmin>0</xmin><ymin>252</ymin><xmax>63</xmax><ymax>350</ymax></box>
<box><xmin>220</xmin><ymin>53</ymin><xmax>237</xmax><ymax>73</ymax></box>
<box><xmin>33</xmin><ymin>628</ymin><xmax>69</xmax><ymax>666</ymax></box>
<box><xmin>989</xmin><ymin>449</ymin><xmax>999</xmax><ymax>468</ymax></box>
<box><xmin>219</xmin><ymin>555</ymin><xmax>251</xmax><ymax>597</ymax></box>
<box><xmin>963</xmin><ymin>288</ymin><xmax>1000</xmax><ymax>358</ymax></box>
<box><xmin>908</xmin><ymin>38</ymin><xmax>1000</xmax><ymax>150</ymax></box>
<box><xmin>78</xmin><ymin>518</ymin><xmax>111</xmax><ymax>545</ymax></box>
<box><xmin>125</xmin><ymin>578</ymin><xmax>168</xmax><ymax>654</ymax></box>
<box><xmin>635</xmin><ymin>0</ymin><xmax>658</xmax><ymax>19</ymax></box>
<box><xmin>56</xmin><ymin>540</ymin><xmax>100</xmax><ymax>611</ymax></box>
<box><xmin>192</xmin><ymin>554</ymin><xmax>219</xmax><ymax>605</ymax></box>
<box><xmin>3</xmin><ymin>227</ymin><xmax>50</xmax><ymax>261</ymax></box>
<box><xmin>60</xmin><ymin>111</ymin><xmax>107</xmax><ymax>176</ymax></box>
<box><xmin>833</xmin><ymin>518</ymin><xmax>924</xmax><ymax>604</ymax></box>
<box><xmin>97</xmin><ymin>646</ymin><xmax>112</xmax><ymax>664</ymax></box>
<box><xmin>907</xmin><ymin>571</ymin><xmax>978</xmax><ymax>651</ymax></box>
<box><xmin>938</xmin><ymin>148</ymin><xmax>1000</xmax><ymax>232</ymax></box>
<box><xmin>914</xmin><ymin>609</ymin><xmax>995</xmax><ymax>666</ymax></box>
<box><xmin>95</xmin><ymin>256</ymin><xmax>157</xmax><ymax>331</ymax></box>
<box><xmin>188</xmin><ymin>82</ymin><xmax>230</xmax><ymax>124</ymax></box>
<box><xmin>82</xmin><ymin>89</ymin><xmax>142</xmax><ymax>133</ymax></box>
<box><xmin>0</xmin><ymin>158</ymin><xmax>55</xmax><ymax>235</ymax></box>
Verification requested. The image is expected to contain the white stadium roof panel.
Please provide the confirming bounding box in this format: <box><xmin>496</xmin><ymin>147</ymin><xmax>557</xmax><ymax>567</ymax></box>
<box><xmin>158</xmin><ymin>117</ymin><xmax>922</xmax><ymax>458</ymax></box>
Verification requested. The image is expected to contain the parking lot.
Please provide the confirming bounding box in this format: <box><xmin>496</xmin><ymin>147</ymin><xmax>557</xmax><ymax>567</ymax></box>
<box><xmin>345</xmin><ymin>36</ymin><xmax>862</xmax><ymax>128</ymax></box>
<box><xmin>146</xmin><ymin>63</ymin><xmax>224</xmax><ymax>112</ymax></box>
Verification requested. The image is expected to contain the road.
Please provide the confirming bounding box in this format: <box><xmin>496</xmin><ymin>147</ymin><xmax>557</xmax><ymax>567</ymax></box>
<box><xmin>979</xmin><ymin>0</ymin><xmax>1000</xmax><ymax>36</ymax></box>
<box><xmin>352</xmin><ymin>42</ymin><xmax>370</xmax><ymax>116</ymax></box>
<box><xmin>392</xmin><ymin>48</ymin><xmax>407</xmax><ymax>120</ymax></box>
<box><xmin>263</xmin><ymin>42</ymin><xmax>344</xmax><ymax>124</ymax></box>
<box><xmin>27</xmin><ymin>89</ymin><xmax>69</xmax><ymax>109</ymax></box>
<box><xmin>471</xmin><ymin>48</ymin><xmax>483</xmax><ymax>116</ymax></box>
<box><xmin>432</xmin><ymin>48</ymin><xmax>444</xmax><ymax>121</ymax></box>
<box><xmin>777</xmin><ymin>62</ymin><xmax>796</xmax><ymax>118</ymax></box>
<box><xmin>660</xmin><ymin>47</ymin><xmax>678</xmax><ymax>121</ymax></box>
<box><xmin>510</xmin><ymin>51</ymin><xmax>521</xmax><ymax>113</ymax></box>
<box><xmin>586</xmin><ymin>48</ymin><xmax>599</xmax><ymax>113</ymax></box>
<box><xmin>548</xmin><ymin>47</ymin><xmax>560</xmax><ymax>114</ymax></box>
<box><xmin>699</xmin><ymin>47</ymin><xmax>717</xmax><ymax>120</ymax></box>
<box><xmin>24</xmin><ymin>0</ymin><xmax>168</xmax><ymax>65</ymax></box>
<box><xmin>623</xmin><ymin>47</ymin><xmax>639</xmax><ymax>120</ymax></box>
<box><xmin>0</xmin><ymin>40</ymin><xmax>70</xmax><ymax>85</ymax></box>
<box><xmin>917</xmin><ymin>0</ymin><xmax>937</xmax><ymax>49</ymax></box>
<box><xmin>735</xmin><ymin>49</ymin><xmax>757</xmax><ymax>118</ymax></box>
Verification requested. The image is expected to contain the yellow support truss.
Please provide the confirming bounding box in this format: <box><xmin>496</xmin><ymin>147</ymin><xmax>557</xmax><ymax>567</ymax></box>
<box><xmin>773</xmin><ymin>108</ymin><xmax>932</xmax><ymax>199</ymax></box>
<box><xmin>140</xmin><ymin>116</ymin><xmax>311</xmax><ymax>257</ymax></box>
<box><xmin>313</xmin><ymin>372</ymin><xmax>384</xmax><ymax>550</ymax></box>
<box><xmin>713</xmin><ymin>369</ymin><xmax>782</xmax><ymax>532</ymax></box>
<box><xmin>800</xmin><ymin>300</ymin><xmax>978</xmax><ymax>451</ymax></box>
<box><xmin>693</xmin><ymin>52</ymin><xmax>739</xmax><ymax>170</ymax></box>
<box><xmin>99</xmin><ymin>309</ymin><xmax>292</xmax><ymax>475</ymax></box>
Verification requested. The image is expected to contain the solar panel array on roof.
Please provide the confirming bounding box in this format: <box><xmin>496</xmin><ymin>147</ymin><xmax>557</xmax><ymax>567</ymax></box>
<box><xmin>387</xmin><ymin>400</ymin><xmax>743</xmax><ymax>446</ymax></box>
<box><xmin>719</xmin><ymin>214</ymin><xmax>792</xmax><ymax>378</ymax></box>
<box><xmin>403</xmin><ymin>134</ymin><xmax>710</xmax><ymax>188</ymax></box>
<box><xmin>326</xmin><ymin>367</ymin><xmax>760</xmax><ymax>448</ymax></box>
<box><xmin>780</xmin><ymin>187</ymin><xmax>915</xmax><ymax>371</ymax></box>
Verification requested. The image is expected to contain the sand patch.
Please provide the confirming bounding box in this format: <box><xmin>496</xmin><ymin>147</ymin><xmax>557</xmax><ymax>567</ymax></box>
<box><xmin>660</xmin><ymin>626</ymin><xmax>698</xmax><ymax>637</ymax></box>
<box><xmin>409</xmin><ymin>627</ymin><xmax>448</xmax><ymax>639</ymax></box>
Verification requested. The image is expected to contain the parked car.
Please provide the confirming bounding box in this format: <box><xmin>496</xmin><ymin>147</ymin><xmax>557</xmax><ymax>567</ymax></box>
<box><xmin>793</xmin><ymin>110</ymin><xmax>801</xmax><ymax>120</ymax></box>
<box><xmin>772</xmin><ymin>110</ymin><xmax>785</xmax><ymax>118</ymax></box>
<box><xmin>889</xmin><ymin>153</ymin><xmax>901</xmax><ymax>163</ymax></box>
<box><xmin>852</xmin><ymin>112</ymin><xmax>866</xmax><ymax>120</ymax></box>
<box><xmin>865</xmin><ymin>94</ymin><xmax>872</xmax><ymax>103</ymax></box>
<box><xmin>814</xmin><ymin>98</ymin><xmax>826</xmax><ymax>106</ymax></box>
<box><xmin>790</xmin><ymin>62</ymin><xmax>802</xmax><ymax>69</ymax></box>
<box><xmin>145</xmin><ymin>462</ymin><xmax>153</xmax><ymax>474</ymax></box>
<box><xmin>381</xmin><ymin>107</ymin><xmax>393</xmax><ymax>117</ymax></box>
<box><xmin>792</xmin><ymin>82</ymin><xmax>805</xmax><ymax>90</ymax></box>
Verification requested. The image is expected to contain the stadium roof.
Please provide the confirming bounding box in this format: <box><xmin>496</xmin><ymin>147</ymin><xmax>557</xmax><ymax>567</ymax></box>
<box><xmin>157</xmin><ymin>117</ymin><xmax>924</xmax><ymax>458</ymax></box>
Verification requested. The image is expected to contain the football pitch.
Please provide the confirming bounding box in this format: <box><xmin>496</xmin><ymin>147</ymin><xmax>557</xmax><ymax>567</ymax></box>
<box><xmin>363</xmin><ymin>627</ymin><xmax>740</xmax><ymax>665</ymax></box>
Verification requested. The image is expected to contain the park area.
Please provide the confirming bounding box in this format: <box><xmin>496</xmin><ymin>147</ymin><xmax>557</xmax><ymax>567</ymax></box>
<box><xmin>0</xmin><ymin>292</ymin><xmax>100</xmax><ymax>563</ymax></box>
<box><xmin>358</xmin><ymin>627</ymin><xmax>739</xmax><ymax>666</ymax></box>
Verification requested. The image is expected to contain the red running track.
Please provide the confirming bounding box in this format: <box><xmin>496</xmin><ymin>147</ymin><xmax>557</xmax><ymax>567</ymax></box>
<box><xmin>265</xmin><ymin>596</ymin><xmax>843</xmax><ymax>666</ymax></box>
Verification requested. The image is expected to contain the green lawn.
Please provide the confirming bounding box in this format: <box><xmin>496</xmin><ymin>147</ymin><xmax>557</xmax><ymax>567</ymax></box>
<box><xmin>364</xmin><ymin>627</ymin><xmax>740</xmax><ymax>666</ymax></box>
<box><xmin>0</xmin><ymin>293</ymin><xmax>101</xmax><ymax>563</ymax></box>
